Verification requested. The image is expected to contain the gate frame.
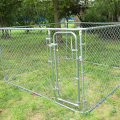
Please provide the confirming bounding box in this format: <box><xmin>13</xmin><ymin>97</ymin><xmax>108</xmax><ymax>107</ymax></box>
<box><xmin>51</xmin><ymin>31</ymin><xmax>80</xmax><ymax>108</ymax></box>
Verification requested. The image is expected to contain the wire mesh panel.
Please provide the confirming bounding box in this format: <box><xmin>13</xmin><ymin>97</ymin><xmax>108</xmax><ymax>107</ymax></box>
<box><xmin>84</xmin><ymin>26</ymin><xmax>120</xmax><ymax>111</ymax></box>
<box><xmin>0</xmin><ymin>29</ymin><xmax>52</xmax><ymax>99</ymax></box>
<box><xmin>0</xmin><ymin>23</ymin><xmax>120</xmax><ymax>112</ymax></box>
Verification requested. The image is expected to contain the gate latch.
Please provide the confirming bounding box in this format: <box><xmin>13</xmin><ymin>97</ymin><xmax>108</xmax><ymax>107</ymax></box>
<box><xmin>47</xmin><ymin>43</ymin><xmax>57</xmax><ymax>47</ymax></box>
<box><xmin>48</xmin><ymin>43</ymin><xmax>58</xmax><ymax>51</ymax></box>
<box><xmin>51</xmin><ymin>43</ymin><xmax>58</xmax><ymax>46</ymax></box>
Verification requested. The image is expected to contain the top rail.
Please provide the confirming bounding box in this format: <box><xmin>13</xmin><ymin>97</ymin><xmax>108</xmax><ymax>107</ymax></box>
<box><xmin>0</xmin><ymin>24</ymin><xmax>120</xmax><ymax>31</ymax></box>
<box><xmin>11</xmin><ymin>22</ymin><xmax>120</xmax><ymax>28</ymax></box>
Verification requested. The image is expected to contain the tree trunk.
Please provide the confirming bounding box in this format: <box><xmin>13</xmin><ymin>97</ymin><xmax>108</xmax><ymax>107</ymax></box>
<box><xmin>114</xmin><ymin>3</ymin><xmax>118</xmax><ymax>21</ymax></box>
<box><xmin>113</xmin><ymin>0</ymin><xmax>119</xmax><ymax>22</ymax></box>
<box><xmin>2</xmin><ymin>30</ymin><xmax>4</xmax><ymax>38</ymax></box>
<box><xmin>66</xmin><ymin>17</ymin><xmax>68</xmax><ymax>28</ymax></box>
<box><xmin>0</xmin><ymin>16</ymin><xmax>2</xmax><ymax>37</ymax></box>
<box><xmin>1</xmin><ymin>16</ymin><xmax>3</xmax><ymax>27</ymax></box>
<box><xmin>1</xmin><ymin>30</ymin><xmax>10</xmax><ymax>39</ymax></box>
<box><xmin>52</xmin><ymin>0</ymin><xmax>63</xmax><ymax>42</ymax></box>
<box><xmin>52</xmin><ymin>0</ymin><xmax>61</xmax><ymax>28</ymax></box>
<box><xmin>1</xmin><ymin>19</ymin><xmax>10</xmax><ymax>38</ymax></box>
<box><xmin>5</xmin><ymin>30</ymin><xmax>10</xmax><ymax>38</ymax></box>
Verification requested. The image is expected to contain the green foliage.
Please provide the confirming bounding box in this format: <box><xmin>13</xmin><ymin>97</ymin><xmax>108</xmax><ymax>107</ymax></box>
<box><xmin>84</xmin><ymin>2</ymin><xmax>109</xmax><ymax>22</ymax></box>
<box><xmin>15</xmin><ymin>0</ymin><xmax>54</xmax><ymax>25</ymax></box>
<box><xmin>59</xmin><ymin>0</ymin><xmax>80</xmax><ymax>18</ymax></box>
<box><xmin>84</xmin><ymin>0</ymin><xmax>120</xmax><ymax>22</ymax></box>
<box><xmin>0</xmin><ymin>0</ymin><xmax>54</xmax><ymax>26</ymax></box>
<box><xmin>0</xmin><ymin>0</ymin><xmax>23</xmax><ymax>27</ymax></box>
<box><xmin>1</xmin><ymin>0</ymin><xmax>120</xmax><ymax>26</ymax></box>
<box><xmin>84</xmin><ymin>11</ymin><xmax>108</xmax><ymax>22</ymax></box>
<box><xmin>0</xmin><ymin>0</ymin><xmax>91</xmax><ymax>26</ymax></box>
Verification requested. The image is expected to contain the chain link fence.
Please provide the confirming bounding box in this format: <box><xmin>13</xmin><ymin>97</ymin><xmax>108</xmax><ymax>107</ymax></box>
<box><xmin>0</xmin><ymin>22</ymin><xmax>120</xmax><ymax>112</ymax></box>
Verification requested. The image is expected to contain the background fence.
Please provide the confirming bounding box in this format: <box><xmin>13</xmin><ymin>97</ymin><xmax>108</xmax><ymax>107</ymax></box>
<box><xmin>0</xmin><ymin>22</ymin><xmax>120</xmax><ymax>112</ymax></box>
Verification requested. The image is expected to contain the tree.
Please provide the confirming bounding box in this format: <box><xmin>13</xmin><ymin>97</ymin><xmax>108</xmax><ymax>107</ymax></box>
<box><xmin>0</xmin><ymin>0</ymin><xmax>23</xmax><ymax>38</ymax></box>
<box><xmin>14</xmin><ymin>0</ymin><xmax>39</xmax><ymax>26</ymax></box>
<box><xmin>0</xmin><ymin>0</ymin><xmax>23</xmax><ymax>27</ymax></box>
<box><xmin>84</xmin><ymin>0</ymin><xmax>120</xmax><ymax>22</ymax></box>
<box><xmin>52</xmin><ymin>0</ymin><xmax>61</xmax><ymax>28</ymax></box>
<box><xmin>59</xmin><ymin>0</ymin><xmax>85</xmax><ymax>21</ymax></box>
<box><xmin>52</xmin><ymin>0</ymin><xmax>63</xmax><ymax>42</ymax></box>
<box><xmin>52</xmin><ymin>0</ymin><xmax>86</xmax><ymax>42</ymax></box>
<box><xmin>15</xmin><ymin>0</ymin><xmax>54</xmax><ymax>25</ymax></box>
<box><xmin>52</xmin><ymin>0</ymin><xmax>84</xmax><ymax>26</ymax></box>
<box><xmin>52</xmin><ymin>0</ymin><xmax>87</xmax><ymax>24</ymax></box>
<box><xmin>84</xmin><ymin>2</ymin><xmax>109</xmax><ymax>22</ymax></box>
<box><xmin>108</xmin><ymin>0</ymin><xmax>120</xmax><ymax>22</ymax></box>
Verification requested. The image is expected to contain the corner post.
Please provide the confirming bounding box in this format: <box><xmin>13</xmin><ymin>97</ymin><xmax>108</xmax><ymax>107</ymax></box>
<box><xmin>79</xmin><ymin>30</ymin><xmax>85</xmax><ymax>111</ymax></box>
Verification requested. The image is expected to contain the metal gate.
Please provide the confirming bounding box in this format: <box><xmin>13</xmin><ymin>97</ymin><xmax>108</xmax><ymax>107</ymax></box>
<box><xmin>47</xmin><ymin>31</ymin><xmax>81</xmax><ymax>109</ymax></box>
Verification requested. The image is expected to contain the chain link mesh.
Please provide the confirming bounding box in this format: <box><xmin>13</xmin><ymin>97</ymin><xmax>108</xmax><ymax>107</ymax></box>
<box><xmin>0</xmin><ymin>22</ymin><xmax>120</xmax><ymax>112</ymax></box>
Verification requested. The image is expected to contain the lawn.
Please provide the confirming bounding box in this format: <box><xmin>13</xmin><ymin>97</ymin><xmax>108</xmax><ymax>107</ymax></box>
<box><xmin>0</xmin><ymin>27</ymin><xmax>120</xmax><ymax>119</ymax></box>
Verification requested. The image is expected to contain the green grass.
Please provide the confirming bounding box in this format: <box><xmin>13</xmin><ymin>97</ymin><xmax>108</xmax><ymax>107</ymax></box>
<box><xmin>0</xmin><ymin>29</ymin><xmax>120</xmax><ymax>119</ymax></box>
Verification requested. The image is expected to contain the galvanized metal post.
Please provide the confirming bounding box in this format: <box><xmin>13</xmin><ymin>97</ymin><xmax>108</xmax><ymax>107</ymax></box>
<box><xmin>85</xmin><ymin>30</ymin><xmax>89</xmax><ymax>110</ymax></box>
<box><xmin>53</xmin><ymin>35</ymin><xmax>59</xmax><ymax>97</ymax></box>
<box><xmin>79</xmin><ymin>30</ymin><xmax>85</xmax><ymax>111</ymax></box>
<box><xmin>48</xmin><ymin>30</ymin><xmax>56</xmax><ymax>101</ymax></box>
<box><xmin>75</xmin><ymin>35</ymin><xmax>80</xmax><ymax>109</ymax></box>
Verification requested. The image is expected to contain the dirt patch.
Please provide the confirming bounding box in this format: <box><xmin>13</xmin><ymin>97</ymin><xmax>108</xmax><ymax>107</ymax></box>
<box><xmin>0</xmin><ymin>71</ymin><xmax>3</xmax><ymax>73</ymax></box>
<box><xmin>28</xmin><ymin>112</ymin><xmax>45</xmax><ymax>120</ymax></box>
<box><xmin>110</xmin><ymin>94</ymin><xmax>118</xmax><ymax>99</ymax></box>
